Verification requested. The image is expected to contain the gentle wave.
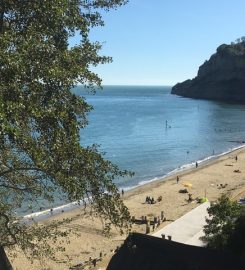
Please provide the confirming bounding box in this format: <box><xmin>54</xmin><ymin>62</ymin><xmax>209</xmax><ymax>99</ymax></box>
<box><xmin>22</xmin><ymin>200</ymin><xmax>83</xmax><ymax>224</ymax></box>
<box><xmin>123</xmin><ymin>144</ymin><xmax>245</xmax><ymax>190</ymax></box>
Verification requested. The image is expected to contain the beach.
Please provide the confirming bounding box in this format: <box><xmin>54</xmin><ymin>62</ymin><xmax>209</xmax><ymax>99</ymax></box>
<box><xmin>9</xmin><ymin>146</ymin><xmax>245</xmax><ymax>269</ymax></box>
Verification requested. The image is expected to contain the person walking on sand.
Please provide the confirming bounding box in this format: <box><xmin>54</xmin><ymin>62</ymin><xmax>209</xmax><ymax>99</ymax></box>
<box><xmin>195</xmin><ymin>162</ymin><xmax>198</xmax><ymax>168</ymax></box>
<box><xmin>235</xmin><ymin>156</ymin><xmax>238</xmax><ymax>162</ymax></box>
<box><xmin>177</xmin><ymin>176</ymin><xmax>179</xmax><ymax>184</ymax></box>
<box><xmin>188</xmin><ymin>193</ymin><xmax>193</xmax><ymax>203</ymax></box>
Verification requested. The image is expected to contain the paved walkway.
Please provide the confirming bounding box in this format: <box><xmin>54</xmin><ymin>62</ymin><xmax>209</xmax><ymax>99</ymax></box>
<box><xmin>152</xmin><ymin>202</ymin><xmax>210</xmax><ymax>246</ymax></box>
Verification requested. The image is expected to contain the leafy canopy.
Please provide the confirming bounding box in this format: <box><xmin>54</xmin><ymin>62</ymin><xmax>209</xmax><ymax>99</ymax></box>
<box><xmin>202</xmin><ymin>195</ymin><xmax>242</xmax><ymax>251</ymax></box>
<box><xmin>0</xmin><ymin>0</ymin><xmax>130</xmax><ymax>259</ymax></box>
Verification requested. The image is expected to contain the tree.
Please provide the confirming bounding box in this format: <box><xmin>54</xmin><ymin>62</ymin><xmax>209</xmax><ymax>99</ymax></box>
<box><xmin>0</xmin><ymin>0</ymin><xmax>130</xmax><ymax>268</ymax></box>
<box><xmin>227</xmin><ymin>214</ymin><xmax>245</xmax><ymax>255</ymax></box>
<box><xmin>202</xmin><ymin>195</ymin><xmax>242</xmax><ymax>251</ymax></box>
<box><xmin>236</xmin><ymin>38</ymin><xmax>241</xmax><ymax>43</ymax></box>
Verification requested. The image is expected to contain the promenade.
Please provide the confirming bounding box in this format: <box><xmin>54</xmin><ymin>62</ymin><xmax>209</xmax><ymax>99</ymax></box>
<box><xmin>153</xmin><ymin>202</ymin><xmax>210</xmax><ymax>246</ymax></box>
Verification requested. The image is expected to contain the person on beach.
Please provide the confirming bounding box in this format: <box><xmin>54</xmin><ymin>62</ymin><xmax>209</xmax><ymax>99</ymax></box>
<box><xmin>151</xmin><ymin>197</ymin><xmax>155</xmax><ymax>204</ymax></box>
<box><xmin>196</xmin><ymin>162</ymin><xmax>198</xmax><ymax>168</ymax></box>
<box><xmin>121</xmin><ymin>189</ymin><xmax>124</xmax><ymax>196</ymax></box>
<box><xmin>145</xmin><ymin>196</ymin><xmax>150</xmax><ymax>204</ymax></box>
<box><xmin>235</xmin><ymin>156</ymin><xmax>238</xmax><ymax>162</ymax></box>
<box><xmin>188</xmin><ymin>193</ymin><xmax>193</xmax><ymax>203</ymax></box>
<box><xmin>92</xmin><ymin>259</ymin><xmax>96</xmax><ymax>267</ymax></box>
<box><xmin>177</xmin><ymin>176</ymin><xmax>179</xmax><ymax>184</ymax></box>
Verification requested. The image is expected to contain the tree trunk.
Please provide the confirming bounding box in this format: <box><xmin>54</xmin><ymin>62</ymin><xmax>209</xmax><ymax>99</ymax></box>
<box><xmin>0</xmin><ymin>246</ymin><xmax>13</xmax><ymax>270</ymax></box>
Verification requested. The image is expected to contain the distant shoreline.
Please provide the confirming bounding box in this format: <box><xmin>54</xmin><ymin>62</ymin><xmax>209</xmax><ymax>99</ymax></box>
<box><xmin>22</xmin><ymin>143</ymin><xmax>245</xmax><ymax>224</ymax></box>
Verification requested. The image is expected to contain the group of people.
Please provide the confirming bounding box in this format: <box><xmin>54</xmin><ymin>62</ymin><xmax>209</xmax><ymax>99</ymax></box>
<box><xmin>145</xmin><ymin>196</ymin><xmax>156</xmax><ymax>204</ymax></box>
<box><xmin>217</xmin><ymin>183</ymin><xmax>228</xmax><ymax>189</ymax></box>
<box><xmin>145</xmin><ymin>195</ymin><xmax>163</xmax><ymax>204</ymax></box>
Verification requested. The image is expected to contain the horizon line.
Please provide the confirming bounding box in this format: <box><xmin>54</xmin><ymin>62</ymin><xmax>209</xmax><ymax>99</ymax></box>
<box><xmin>77</xmin><ymin>84</ymin><xmax>174</xmax><ymax>87</ymax></box>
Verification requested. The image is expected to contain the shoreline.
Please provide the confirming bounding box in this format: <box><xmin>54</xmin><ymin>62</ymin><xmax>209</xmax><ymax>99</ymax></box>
<box><xmin>126</xmin><ymin>143</ymin><xmax>245</xmax><ymax>197</ymax></box>
<box><xmin>125</xmin><ymin>143</ymin><xmax>245</xmax><ymax>191</ymax></box>
<box><xmin>10</xmin><ymin>145</ymin><xmax>245</xmax><ymax>269</ymax></box>
<box><xmin>23</xmin><ymin>143</ymin><xmax>245</xmax><ymax>223</ymax></box>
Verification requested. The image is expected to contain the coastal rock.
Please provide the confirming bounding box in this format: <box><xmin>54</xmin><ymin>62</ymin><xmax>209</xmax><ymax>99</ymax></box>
<box><xmin>171</xmin><ymin>41</ymin><xmax>245</xmax><ymax>103</ymax></box>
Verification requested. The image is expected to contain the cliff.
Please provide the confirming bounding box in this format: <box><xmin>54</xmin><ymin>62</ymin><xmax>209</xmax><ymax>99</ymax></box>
<box><xmin>171</xmin><ymin>41</ymin><xmax>245</xmax><ymax>103</ymax></box>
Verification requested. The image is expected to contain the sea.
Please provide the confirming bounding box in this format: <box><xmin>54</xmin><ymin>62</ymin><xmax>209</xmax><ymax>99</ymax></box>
<box><xmin>23</xmin><ymin>85</ymin><xmax>245</xmax><ymax>218</ymax></box>
<box><xmin>78</xmin><ymin>85</ymin><xmax>245</xmax><ymax>191</ymax></box>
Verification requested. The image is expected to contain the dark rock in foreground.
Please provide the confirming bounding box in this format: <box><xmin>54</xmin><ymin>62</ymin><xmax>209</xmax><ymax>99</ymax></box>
<box><xmin>172</xmin><ymin>41</ymin><xmax>245</xmax><ymax>103</ymax></box>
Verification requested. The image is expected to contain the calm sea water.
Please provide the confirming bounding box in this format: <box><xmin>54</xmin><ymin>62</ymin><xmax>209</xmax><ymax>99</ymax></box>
<box><xmin>76</xmin><ymin>85</ymin><xmax>245</xmax><ymax>190</ymax></box>
<box><xmin>22</xmin><ymin>85</ymin><xmax>245</xmax><ymax>216</ymax></box>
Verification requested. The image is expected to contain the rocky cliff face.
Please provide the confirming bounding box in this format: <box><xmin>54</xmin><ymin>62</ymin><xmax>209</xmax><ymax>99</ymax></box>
<box><xmin>171</xmin><ymin>42</ymin><xmax>245</xmax><ymax>103</ymax></box>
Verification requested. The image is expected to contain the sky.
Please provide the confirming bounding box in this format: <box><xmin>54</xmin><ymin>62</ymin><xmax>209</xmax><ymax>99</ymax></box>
<box><xmin>77</xmin><ymin>0</ymin><xmax>245</xmax><ymax>86</ymax></box>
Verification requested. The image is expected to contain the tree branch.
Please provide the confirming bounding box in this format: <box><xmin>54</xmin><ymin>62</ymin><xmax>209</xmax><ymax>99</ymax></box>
<box><xmin>0</xmin><ymin>183</ymin><xmax>34</xmax><ymax>192</ymax></box>
<box><xmin>0</xmin><ymin>167</ymin><xmax>43</xmax><ymax>178</ymax></box>
<box><xmin>0</xmin><ymin>5</ymin><xmax>5</xmax><ymax>34</ymax></box>
<box><xmin>0</xmin><ymin>212</ymin><xmax>18</xmax><ymax>247</ymax></box>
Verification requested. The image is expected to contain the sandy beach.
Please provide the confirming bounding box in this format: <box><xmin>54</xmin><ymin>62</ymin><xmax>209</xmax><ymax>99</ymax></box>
<box><xmin>9</xmin><ymin>146</ymin><xmax>245</xmax><ymax>269</ymax></box>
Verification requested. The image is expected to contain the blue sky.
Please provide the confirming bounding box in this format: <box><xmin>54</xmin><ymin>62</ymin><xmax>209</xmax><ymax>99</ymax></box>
<box><xmin>81</xmin><ymin>0</ymin><xmax>245</xmax><ymax>86</ymax></box>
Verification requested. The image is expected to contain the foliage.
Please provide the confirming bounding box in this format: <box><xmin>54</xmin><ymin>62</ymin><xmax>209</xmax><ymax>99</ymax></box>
<box><xmin>226</xmin><ymin>214</ymin><xmax>245</xmax><ymax>255</ymax></box>
<box><xmin>0</xmin><ymin>0</ymin><xmax>131</xmax><ymax>261</ymax></box>
<box><xmin>218</xmin><ymin>36</ymin><xmax>245</xmax><ymax>56</ymax></box>
<box><xmin>202</xmin><ymin>195</ymin><xmax>242</xmax><ymax>251</ymax></box>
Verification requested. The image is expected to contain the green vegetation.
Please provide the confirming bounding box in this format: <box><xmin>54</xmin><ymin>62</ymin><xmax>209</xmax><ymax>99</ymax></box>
<box><xmin>0</xmin><ymin>0</ymin><xmax>130</xmax><ymax>267</ymax></box>
<box><xmin>203</xmin><ymin>195</ymin><xmax>245</xmax><ymax>255</ymax></box>
<box><xmin>218</xmin><ymin>37</ymin><xmax>245</xmax><ymax>55</ymax></box>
